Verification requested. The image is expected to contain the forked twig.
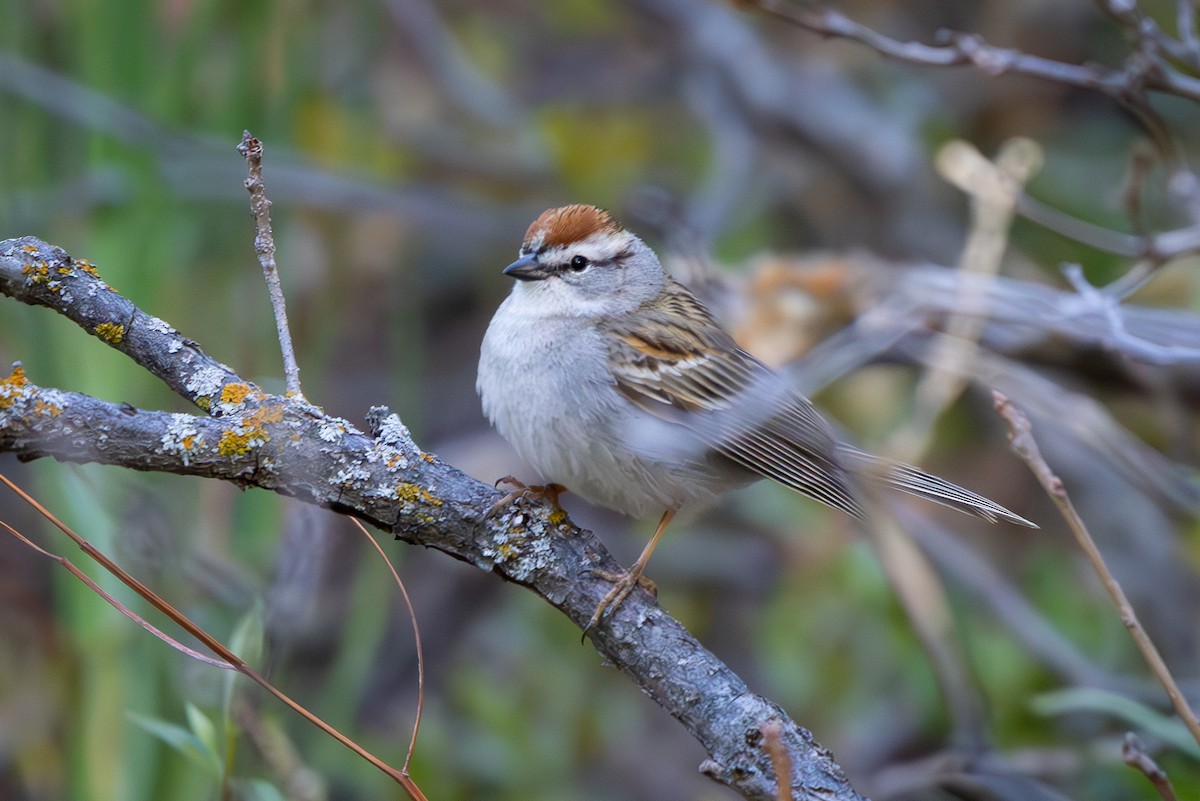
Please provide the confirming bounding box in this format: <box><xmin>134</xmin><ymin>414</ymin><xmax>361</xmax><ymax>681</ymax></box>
<box><xmin>1122</xmin><ymin>732</ymin><xmax>1180</xmax><ymax>801</ymax></box>
<box><xmin>0</xmin><ymin>519</ymin><xmax>232</xmax><ymax>669</ymax></box>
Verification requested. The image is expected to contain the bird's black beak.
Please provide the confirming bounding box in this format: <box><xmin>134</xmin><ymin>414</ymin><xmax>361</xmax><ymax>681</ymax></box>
<box><xmin>503</xmin><ymin>252</ymin><xmax>550</xmax><ymax>282</ymax></box>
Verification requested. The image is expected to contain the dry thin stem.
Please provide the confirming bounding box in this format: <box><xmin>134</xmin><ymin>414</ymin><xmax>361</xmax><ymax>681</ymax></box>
<box><xmin>0</xmin><ymin>473</ymin><xmax>429</xmax><ymax>801</ymax></box>
<box><xmin>993</xmin><ymin>392</ymin><xmax>1200</xmax><ymax>749</ymax></box>
<box><xmin>0</xmin><ymin>518</ymin><xmax>233</xmax><ymax>670</ymax></box>
<box><xmin>238</xmin><ymin>130</ymin><xmax>303</xmax><ymax>398</ymax></box>
<box><xmin>349</xmin><ymin>517</ymin><xmax>425</xmax><ymax>774</ymax></box>
<box><xmin>864</xmin><ymin>512</ymin><xmax>989</xmax><ymax>749</ymax></box>
<box><xmin>759</xmin><ymin>720</ymin><xmax>795</xmax><ymax>801</ymax></box>
<box><xmin>1122</xmin><ymin>732</ymin><xmax>1180</xmax><ymax>801</ymax></box>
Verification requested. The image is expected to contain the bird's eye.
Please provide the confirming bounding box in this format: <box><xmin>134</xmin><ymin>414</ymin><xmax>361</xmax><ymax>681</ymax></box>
<box><xmin>568</xmin><ymin>255</ymin><xmax>590</xmax><ymax>272</ymax></box>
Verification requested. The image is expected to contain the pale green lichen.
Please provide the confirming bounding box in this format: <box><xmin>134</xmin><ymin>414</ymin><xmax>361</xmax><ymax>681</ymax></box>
<box><xmin>482</xmin><ymin>512</ymin><xmax>554</xmax><ymax>581</ymax></box>
<box><xmin>186</xmin><ymin>366</ymin><xmax>228</xmax><ymax>409</ymax></box>
<box><xmin>160</xmin><ymin>414</ymin><xmax>204</xmax><ymax>466</ymax></box>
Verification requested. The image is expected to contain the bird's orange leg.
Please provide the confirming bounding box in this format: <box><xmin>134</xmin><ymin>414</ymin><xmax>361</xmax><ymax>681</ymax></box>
<box><xmin>586</xmin><ymin>507</ymin><xmax>677</xmax><ymax>632</ymax></box>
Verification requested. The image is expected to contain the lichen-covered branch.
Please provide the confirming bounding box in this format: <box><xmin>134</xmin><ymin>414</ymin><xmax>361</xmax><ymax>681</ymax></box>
<box><xmin>0</xmin><ymin>236</ymin><xmax>864</xmax><ymax>801</ymax></box>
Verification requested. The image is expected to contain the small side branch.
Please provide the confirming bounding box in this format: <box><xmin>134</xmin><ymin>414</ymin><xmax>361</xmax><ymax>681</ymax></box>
<box><xmin>239</xmin><ymin>131</ymin><xmax>303</xmax><ymax>398</ymax></box>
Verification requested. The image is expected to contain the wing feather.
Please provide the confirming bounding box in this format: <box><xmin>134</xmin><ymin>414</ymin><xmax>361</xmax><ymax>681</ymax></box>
<box><xmin>601</xmin><ymin>280</ymin><xmax>864</xmax><ymax>517</ymax></box>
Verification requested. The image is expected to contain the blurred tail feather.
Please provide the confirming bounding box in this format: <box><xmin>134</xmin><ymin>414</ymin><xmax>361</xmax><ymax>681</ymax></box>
<box><xmin>840</xmin><ymin>448</ymin><xmax>1038</xmax><ymax>528</ymax></box>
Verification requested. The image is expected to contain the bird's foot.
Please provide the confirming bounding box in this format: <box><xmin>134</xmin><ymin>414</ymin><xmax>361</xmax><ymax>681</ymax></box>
<box><xmin>486</xmin><ymin>475</ymin><xmax>568</xmax><ymax>519</ymax></box>
<box><xmin>583</xmin><ymin>566</ymin><xmax>657</xmax><ymax>633</ymax></box>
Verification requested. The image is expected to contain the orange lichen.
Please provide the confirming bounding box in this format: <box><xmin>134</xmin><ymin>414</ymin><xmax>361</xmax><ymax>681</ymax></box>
<box><xmin>21</xmin><ymin>262</ymin><xmax>49</xmax><ymax>284</ymax></box>
<box><xmin>220</xmin><ymin>382</ymin><xmax>253</xmax><ymax>407</ymax></box>
<box><xmin>0</xmin><ymin>366</ymin><xmax>29</xmax><ymax>410</ymax></box>
<box><xmin>247</xmin><ymin>405</ymin><xmax>284</xmax><ymax>426</ymax></box>
<box><xmin>73</xmin><ymin>258</ymin><xmax>99</xmax><ymax>276</ymax></box>
<box><xmin>3</xmin><ymin>365</ymin><xmax>27</xmax><ymax>389</ymax></box>
<box><xmin>217</xmin><ymin>429</ymin><xmax>257</xmax><ymax>456</ymax></box>
<box><xmin>215</xmin><ymin>404</ymin><xmax>284</xmax><ymax>456</ymax></box>
<box><xmin>33</xmin><ymin>398</ymin><xmax>62</xmax><ymax>417</ymax></box>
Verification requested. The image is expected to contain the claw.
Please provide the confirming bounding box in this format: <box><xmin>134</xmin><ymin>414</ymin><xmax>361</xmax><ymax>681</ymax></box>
<box><xmin>486</xmin><ymin>475</ymin><xmax>568</xmax><ymax>519</ymax></box>
<box><xmin>578</xmin><ymin>508</ymin><xmax>676</xmax><ymax>640</ymax></box>
<box><xmin>581</xmin><ymin>566</ymin><xmax>657</xmax><ymax>639</ymax></box>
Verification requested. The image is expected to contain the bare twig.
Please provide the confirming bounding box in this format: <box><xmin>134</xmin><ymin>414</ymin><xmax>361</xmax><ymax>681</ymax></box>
<box><xmin>1122</xmin><ymin>141</ymin><xmax>1156</xmax><ymax>237</ymax></box>
<box><xmin>993</xmin><ymin>392</ymin><xmax>1200</xmax><ymax>750</ymax></box>
<box><xmin>1122</xmin><ymin>732</ymin><xmax>1180</xmax><ymax>801</ymax></box>
<box><xmin>1096</xmin><ymin>0</ymin><xmax>1200</xmax><ymax>72</ymax></box>
<box><xmin>238</xmin><ymin>131</ymin><xmax>303</xmax><ymax>398</ymax></box>
<box><xmin>0</xmin><ymin>517</ymin><xmax>233</xmax><ymax>670</ymax></box>
<box><xmin>349</xmin><ymin>517</ymin><xmax>425</xmax><ymax>774</ymax></box>
<box><xmin>1012</xmin><ymin>191</ymin><xmax>1200</xmax><ymax>262</ymax></box>
<box><xmin>760</xmin><ymin>720</ymin><xmax>795</xmax><ymax>801</ymax></box>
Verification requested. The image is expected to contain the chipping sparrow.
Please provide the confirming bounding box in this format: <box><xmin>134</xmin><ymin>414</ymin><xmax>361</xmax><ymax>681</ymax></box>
<box><xmin>478</xmin><ymin>204</ymin><xmax>1035</xmax><ymax>628</ymax></box>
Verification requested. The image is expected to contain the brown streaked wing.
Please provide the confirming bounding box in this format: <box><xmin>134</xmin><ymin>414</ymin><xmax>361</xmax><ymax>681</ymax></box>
<box><xmin>602</xmin><ymin>281</ymin><xmax>864</xmax><ymax>517</ymax></box>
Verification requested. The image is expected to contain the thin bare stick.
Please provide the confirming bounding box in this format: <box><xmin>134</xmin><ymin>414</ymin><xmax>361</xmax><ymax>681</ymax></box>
<box><xmin>0</xmin><ymin>519</ymin><xmax>233</xmax><ymax>670</ymax></box>
<box><xmin>0</xmin><ymin>472</ymin><xmax>428</xmax><ymax>800</ymax></box>
<box><xmin>349</xmin><ymin>517</ymin><xmax>425</xmax><ymax>774</ymax></box>
<box><xmin>1122</xmin><ymin>732</ymin><xmax>1180</xmax><ymax>801</ymax></box>
<box><xmin>992</xmin><ymin>394</ymin><xmax>1200</xmax><ymax>749</ymax></box>
<box><xmin>238</xmin><ymin>131</ymin><xmax>303</xmax><ymax>398</ymax></box>
<box><xmin>759</xmin><ymin>720</ymin><xmax>795</xmax><ymax>801</ymax></box>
